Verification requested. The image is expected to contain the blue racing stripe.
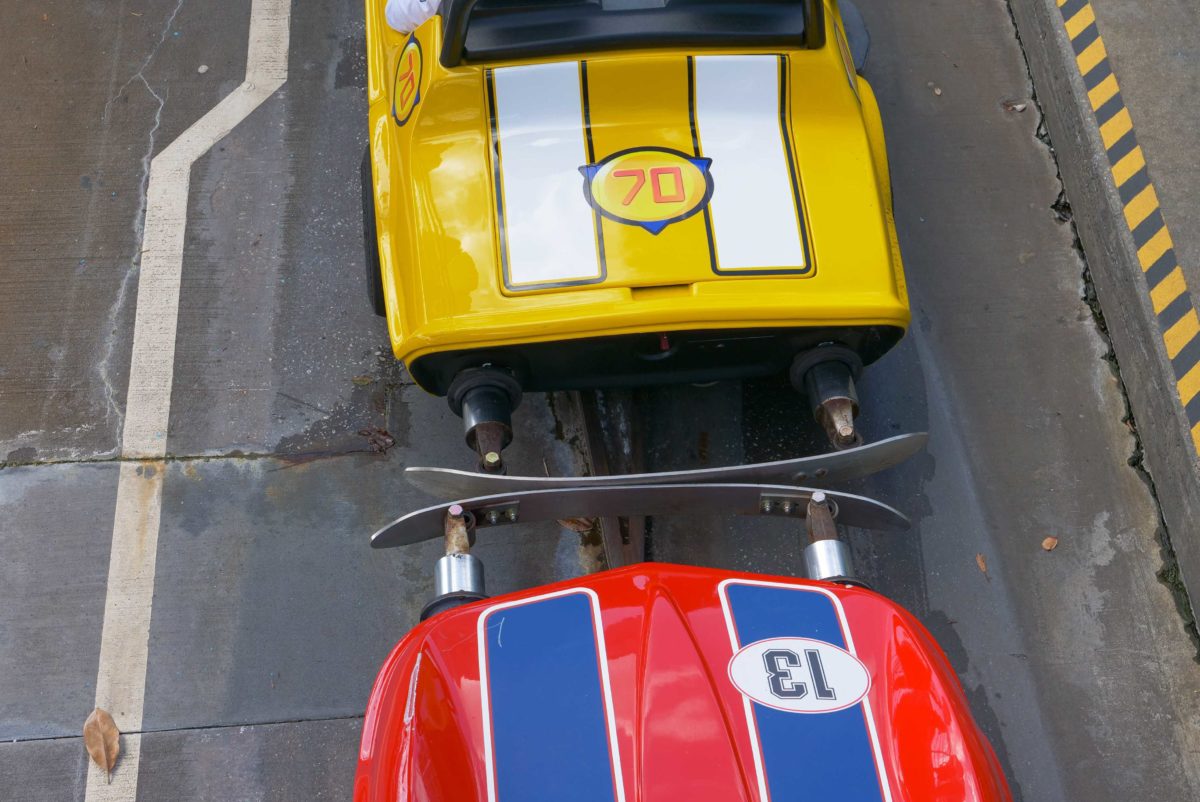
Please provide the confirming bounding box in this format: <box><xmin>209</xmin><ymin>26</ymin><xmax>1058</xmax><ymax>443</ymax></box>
<box><xmin>483</xmin><ymin>592</ymin><xmax>619</xmax><ymax>802</ymax></box>
<box><xmin>725</xmin><ymin>582</ymin><xmax>886</xmax><ymax>801</ymax></box>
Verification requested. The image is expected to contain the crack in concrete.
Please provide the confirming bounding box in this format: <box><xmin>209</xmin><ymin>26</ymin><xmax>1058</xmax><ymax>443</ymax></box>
<box><xmin>2</xmin><ymin>713</ymin><xmax>365</xmax><ymax>746</ymax></box>
<box><xmin>100</xmin><ymin>0</ymin><xmax>185</xmax><ymax>125</ymax></box>
<box><xmin>33</xmin><ymin>0</ymin><xmax>135</xmax><ymax>444</ymax></box>
<box><xmin>1004</xmin><ymin>0</ymin><xmax>1200</xmax><ymax>660</ymax></box>
<box><xmin>0</xmin><ymin>446</ymin><xmax>388</xmax><ymax>472</ymax></box>
<box><xmin>96</xmin><ymin>0</ymin><xmax>187</xmax><ymax>451</ymax></box>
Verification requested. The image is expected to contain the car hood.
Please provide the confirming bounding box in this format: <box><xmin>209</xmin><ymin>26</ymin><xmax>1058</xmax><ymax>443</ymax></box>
<box><xmin>365</xmin><ymin>11</ymin><xmax>909</xmax><ymax>362</ymax></box>
<box><xmin>399</xmin><ymin>49</ymin><xmax>896</xmax><ymax>295</ymax></box>
<box><xmin>354</xmin><ymin>564</ymin><xmax>1011</xmax><ymax>802</ymax></box>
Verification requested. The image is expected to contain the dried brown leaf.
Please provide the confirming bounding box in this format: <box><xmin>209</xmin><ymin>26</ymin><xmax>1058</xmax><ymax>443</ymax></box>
<box><xmin>83</xmin><ymin>707</ymin><xmax>120</xmax><ymax>782</ymax></box>
<box><xmin>357</xmin><ymin>426</ymin><xmax>395</xmax><ymax>453</ymax></box>
<box><xmin>975</xmin><ymin>553</ymin><xmax>988</xmax><ymax>575</ymax></box>
<box><xmin>557</xmin><ymin>517</ymin><xmax>595</xmax><ymax>533</ymax></box>
<box><xmin>1042</xmin><ymin>536</ymin><xmax>1059</xmax><ymax>552</ymax></box>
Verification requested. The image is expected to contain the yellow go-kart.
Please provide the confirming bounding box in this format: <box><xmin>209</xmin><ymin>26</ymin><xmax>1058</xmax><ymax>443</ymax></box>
<box><xmin>363</xmin><ymin>0</ymin><xmax>909</xmax><ymax>470</ymax></box>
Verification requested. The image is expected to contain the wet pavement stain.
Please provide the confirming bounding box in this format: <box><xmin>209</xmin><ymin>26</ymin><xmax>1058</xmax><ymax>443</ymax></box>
<box><xmin>334</xmin><ymin>34</ymin><xmax>366</xmax><ymax>90</ymax></box>
<box><xmin>5</xmin><ymin>447</ymin><xmax>37</xmax><ymax>464</ymax></box>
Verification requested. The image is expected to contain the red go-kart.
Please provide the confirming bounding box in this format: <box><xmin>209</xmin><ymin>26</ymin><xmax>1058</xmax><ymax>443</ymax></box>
<box><xmin>354</xmin><ymin>447</ymin><xmax>1013</xmax><ymax>802</ymax></box>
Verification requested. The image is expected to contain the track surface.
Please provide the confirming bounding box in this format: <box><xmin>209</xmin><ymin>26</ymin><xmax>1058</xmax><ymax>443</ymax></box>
<box><xmin>2</xmin><ymin>1</ymin><xmax>1198</xmax><ymax>800</ymax></box>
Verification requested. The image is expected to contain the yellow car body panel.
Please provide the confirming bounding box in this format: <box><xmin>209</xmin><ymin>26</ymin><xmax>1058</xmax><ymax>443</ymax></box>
<box><xmin>364</xmin><ymin>1</ymin><xmax>908</xmax><ymax>392</ymax></box>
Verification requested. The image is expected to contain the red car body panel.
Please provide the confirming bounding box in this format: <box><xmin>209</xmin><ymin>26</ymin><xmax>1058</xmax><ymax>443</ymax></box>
<box><xmin>355</xmin><ymin>563</ymin><xmax>1012</xmax><ymax>802</ymax></box>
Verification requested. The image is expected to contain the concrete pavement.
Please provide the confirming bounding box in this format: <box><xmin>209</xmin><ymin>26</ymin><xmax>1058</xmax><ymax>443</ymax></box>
<box><xmin>1010</xmin><ymin>0</ymin><xmax>1200</xmax><ymax>615</ymax></box>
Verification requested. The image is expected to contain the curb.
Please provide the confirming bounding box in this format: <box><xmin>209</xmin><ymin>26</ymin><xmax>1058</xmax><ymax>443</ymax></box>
<box><xmin>1008</xmin><ymin>0</ymin><xmax>1200</xmax><ymax>624</ymax></box>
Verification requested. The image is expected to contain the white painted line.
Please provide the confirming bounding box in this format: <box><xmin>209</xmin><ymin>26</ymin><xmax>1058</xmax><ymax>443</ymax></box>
<box><xmin>85</xmin><ymin>1</ymin><xmax>291</xmax><ymax>798</ymax></box>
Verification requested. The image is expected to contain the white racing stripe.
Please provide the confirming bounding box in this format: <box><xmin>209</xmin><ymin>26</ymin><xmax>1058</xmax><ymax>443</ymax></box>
<box><xmin>695</xmin><ymin>56</ymin><xmax>808</xmax><ymax>272</ymax></box>
<box><xmin>85</xmin><ymin>1</ymin><xmax>291</xmax><ymax>799</ymax></box>
<box><xmin>490</xmin><ymin>62</ymin><xmax>603</xmax><ymax>289</ymax></box>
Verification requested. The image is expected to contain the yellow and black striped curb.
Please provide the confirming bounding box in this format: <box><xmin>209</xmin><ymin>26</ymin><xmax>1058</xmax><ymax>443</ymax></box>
<box><xmin>1058</xmin><ymin>0</ymin><xmax>1200</xmax><ymax>453</ymax></box>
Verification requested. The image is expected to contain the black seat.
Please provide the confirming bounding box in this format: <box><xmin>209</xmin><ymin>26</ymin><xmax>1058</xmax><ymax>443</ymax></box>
<box><xmin>439</xmin><ymin>0</ymin><xmax>824</xmax><ymax>67</ymax></box>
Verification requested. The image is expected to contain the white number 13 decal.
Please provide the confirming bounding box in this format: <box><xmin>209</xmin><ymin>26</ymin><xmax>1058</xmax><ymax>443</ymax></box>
<box><xmin>762</xmin><ymin>648</ymin><xmax>838</xmax><ymax>701</ymax></box>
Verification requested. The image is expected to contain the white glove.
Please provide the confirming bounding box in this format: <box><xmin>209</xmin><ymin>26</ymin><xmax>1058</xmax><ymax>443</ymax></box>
<box><xmin>385</xmin><ymin>0</ymin><xmax>442</xmax><ymax>32</ymax></box>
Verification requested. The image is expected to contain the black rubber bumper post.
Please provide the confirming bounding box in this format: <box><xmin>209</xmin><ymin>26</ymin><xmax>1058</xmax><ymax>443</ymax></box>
<box><xmin>446</xmin><ymin>368</ymin><xmax>523</xmax><ymax>473</ymax></box>
<box><xmin>791</xmin><ymin>347</ymin><xmax>864</xmax><ymax>451</ymax></box>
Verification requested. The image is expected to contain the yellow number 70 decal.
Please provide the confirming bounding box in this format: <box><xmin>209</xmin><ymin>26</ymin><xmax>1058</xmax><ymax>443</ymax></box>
<box><xmin>391</xmin><ymin>35</ymin><xmax>423</xmax><ymax>127</ymax></box>
<box><xmin>581</xmin><ymin>147</ymin><xmax>714</xmax><ymax>235</ymax></box>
